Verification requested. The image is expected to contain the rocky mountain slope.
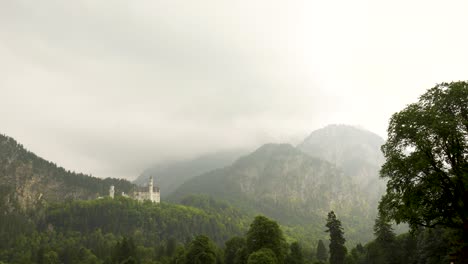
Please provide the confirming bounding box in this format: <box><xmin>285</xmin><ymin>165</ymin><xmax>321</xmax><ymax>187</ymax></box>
<box><xmin>297</xmin><ymin>124</ymin><xmax>386</xmax><ymax>208</ymax></box>
<box><xmin>0</xmin><ymin>133</ymin><xmax>134</xmax><ymax>211</ymax></box>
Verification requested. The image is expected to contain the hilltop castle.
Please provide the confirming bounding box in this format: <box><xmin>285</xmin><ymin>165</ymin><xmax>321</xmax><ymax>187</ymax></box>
<box><xmin>109</xmin><ymin>176</ymin><xmax>160</xmax><ymax>203</ymax></box>
<box><xmin>134</xmin><ymin>176</ymin><xmax>160</xmax><ymax>203</ymax></box>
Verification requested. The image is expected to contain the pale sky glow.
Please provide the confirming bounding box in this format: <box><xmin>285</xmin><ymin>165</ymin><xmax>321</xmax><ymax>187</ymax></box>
<box><xmin>1</xmin><ymin>0</ymin><xmax>467</xmax><ymax>179</ymax></box>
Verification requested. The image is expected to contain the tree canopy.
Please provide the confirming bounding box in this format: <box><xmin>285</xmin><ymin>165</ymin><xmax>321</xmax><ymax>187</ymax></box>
<box><xmin>247</xmin><ymin>248</ymin><xmax>277</xmax><ymax>264</ymax></box>
<box><xmin>379</xmin><ymin>81</ymin><xmax>468</xmax><ymax>259</ymax></box>
<box><xmin>246</xmin><ymin>216</ymin><xmax>286</xmax><ymax>264</ymax></box>
<box><xmin>185</xmin><ymin>235</ymin><xmax>217</xmax><ymax>264</ymax></box>
<box><xmin>285</xmin><ymin>242</ymin><xmax>303</xmax><ymax>264</ymax></box>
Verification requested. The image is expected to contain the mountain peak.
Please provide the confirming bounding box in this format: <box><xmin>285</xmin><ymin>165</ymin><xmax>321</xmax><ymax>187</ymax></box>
<box><xmin>298</xmin><ymin>124</ymin><xmax>385</xmax><ymax>168</ymax></box>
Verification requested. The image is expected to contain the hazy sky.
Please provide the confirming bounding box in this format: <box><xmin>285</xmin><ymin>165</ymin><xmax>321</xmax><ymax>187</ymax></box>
<box><xmin>1</xmin><ymin>0</ymin><xmax>467</xmax><ymax>179</ymax></box>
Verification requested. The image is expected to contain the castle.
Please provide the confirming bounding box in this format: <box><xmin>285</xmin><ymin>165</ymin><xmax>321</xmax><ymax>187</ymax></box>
<box><xmin>109</xmin><ymin>176</ymin><xmax>160</xmax><ymax>203</ymax></box>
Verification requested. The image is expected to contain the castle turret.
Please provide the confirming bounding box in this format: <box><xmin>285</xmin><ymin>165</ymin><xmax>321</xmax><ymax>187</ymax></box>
<box><xmin>110</xmin><ymin>185</ymin><xmax>115</xmax><ymax>199</ymax></box>
<box><xmin>149</xmin><ymin>176</ymin><xmax>153</xmax><ymax>201</ymax></box>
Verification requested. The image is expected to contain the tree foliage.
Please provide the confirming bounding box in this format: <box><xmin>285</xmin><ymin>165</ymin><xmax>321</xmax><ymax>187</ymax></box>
<box><xmin>247</xmin><ymin>248</ymin><xmax>277</xmax><ymax>264</ymax></box>
<box><xmin>379</xmin><ymin>81</ymin><xmax>468</xmax><ymax>259</ymax></box>
<box><xmin>285</xmin><ymin>242</ymin><xmax>303</xmax><ymax>264</ymax></box>
<box><xmin>246</xmin><ymin>216</ymin><xmax>286</xmax><ymax>264</ymax></box>
<box><xmin>372</xmin><ymin>215</ymin><xmax>397</xmax><ymax>264</ymax></box>
<box><xmin>185</xmin><ymin>235</ymin><xmax>217</xmax><ymax>264</ymax></box>
<box><xmin>325</xmin><ymin>211</ymin><xmax>346</xmax><ymax>264</ymax></box>
<box><xmin>316</xmin><ymin>239</ymin><xmax>327</xmax><ymax>263</ymax></box>
<box><xmin>224</xmin><ymin>236</ymin><xmax>246</xmax><ymax>264</ymax></box>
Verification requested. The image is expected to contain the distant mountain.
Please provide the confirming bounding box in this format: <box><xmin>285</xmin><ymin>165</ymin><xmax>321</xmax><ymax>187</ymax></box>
<box><xmin>297</xmin><ymin>124</ymin><xmax>386</xmax><ymax>208</ymax></box>
<box><xmin>134</xmin><ymin>150</ymin><xmax>245</xmax><ymax>197</ymax></box>
<box><xmin>169</xmin><ymin>125</ymin><xmax>389</xmax><ymax>244</ymax></box>
<box><xmin>0</xmin><ymin>133</ymin><xmax>134</xmax><ymax>211</ymax></box>
<box><xmin>170</xmin><ymin>142</ymin><xmax>378</xmax><ymax>243</ymax></box>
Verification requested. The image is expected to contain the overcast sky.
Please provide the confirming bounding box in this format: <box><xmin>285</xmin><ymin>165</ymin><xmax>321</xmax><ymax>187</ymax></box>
<box><xmin>1</xmin><ymin>0</ymin><xmax>467</xmax><ymax>179</ymax></box>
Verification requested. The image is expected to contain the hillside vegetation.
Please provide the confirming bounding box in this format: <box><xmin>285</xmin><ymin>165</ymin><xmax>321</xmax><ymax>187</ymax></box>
<box><xmin>0</xmin><ymin>133</ymin><xmax>134</xmax><ymax>211</ymax></box>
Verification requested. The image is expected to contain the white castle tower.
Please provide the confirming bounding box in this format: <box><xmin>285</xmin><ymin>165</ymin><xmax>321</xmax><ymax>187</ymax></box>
<box><xmin>149</xmin><ymin>176</ymin><xmax>153</xmax><ymax>201</ymax></box>
<box><xmin>134</xmin><ymin>176</ymin><xmax>160</xmax><ymax>203</ymax></box>
<box><xmin>109</xmin><ymin>185</ymin><xmax>115</xmax><ymax>199</ymax></box>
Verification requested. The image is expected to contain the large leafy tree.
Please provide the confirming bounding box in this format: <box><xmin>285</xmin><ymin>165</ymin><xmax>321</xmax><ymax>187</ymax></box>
<box><xmin>325</xmin><ymin>211</ymin><xmax>346</xmax><ymax>264</ymax></box>
<box><xmin>246</xmin><ymin>216</ymin><xmax>286</xmax><ymax>264</ymax></box>
<box><xmin>379</xmin><ymin>81</ymin><xmax>468</xmax><ymax>257</ymax></box>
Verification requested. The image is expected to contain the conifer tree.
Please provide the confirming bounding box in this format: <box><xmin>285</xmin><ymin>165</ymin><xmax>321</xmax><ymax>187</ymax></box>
<box><xmin>369</xmin><ymin>215</ymin><xmax>398</xmax><ymax>264</ymax></box>
<box><xmin>374</xmin><ymin>215</ymin><xmax>395</xmax><ymax>245</ymax></box>
<box><xmin>316</xmin><ymin>240</ymin><xmax>327</xmax><ymax>263</ymax></box>
<box><xmin>325</xmin><ymin>211</ymin><xmax>346</xmax><ymax>264</ymax></box>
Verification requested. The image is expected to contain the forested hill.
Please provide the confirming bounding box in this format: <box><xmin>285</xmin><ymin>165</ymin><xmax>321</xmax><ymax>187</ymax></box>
<box><xmin>43</xmin><ymin>196</ymin><xmax>249</xmax><ymax>245</ymax></box>
<box><xmin>0</xmin><ymin>133</ymin><xmax>134</xmax><ymax>211</ymax></box>
<box><xmin>0</xmin><ymin>195</ymin><xmax>251</xmax><ymax>263</ymax></box>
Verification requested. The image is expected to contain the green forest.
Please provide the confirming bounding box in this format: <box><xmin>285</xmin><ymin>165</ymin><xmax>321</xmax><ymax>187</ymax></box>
<box><xmin>0</xmin><ymin>196</ymin><xmax>461</xmax><ymax>264</ymax></box>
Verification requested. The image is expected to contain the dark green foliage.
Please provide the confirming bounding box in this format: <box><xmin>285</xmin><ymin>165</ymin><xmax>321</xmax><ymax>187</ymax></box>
<box><xmin>185</xmin><ymin>235</ymin><xmax>217</xmax><ymax>264</ymax></box>
<box><xmin>346</xmin><ymin>227</ymin><xmax>459</xmax><ymax>264</ymax></box>
<box><xmin>233</xmin><ymin>245</ymin><xmax>248</xmax><ymax>264</ymax></box>
<box><xmin>316</xmin><ymin>240</ymin><xmax>327</xmax><ymax>263</ymax></box>
<box><xmin>224</xmin><ymin>236</ymin><xmax>246</xmax><ymax>264</ymax></box>
<box><xmin>112</xmin><ymin>237</ymin><xmax>138</xmax><ymax>264</ymax></box>
<box><xmin>372</xmin><ymin>215</ymin><xmax>397</xmax><ymax>264</ymax></box>
<box><xmin>170</xmin><ymin>246</ymin><xmax>186</xmax><ymax>264</ymax></box>
<box><xmin>326</xmin><ymin>211</ymin><xmax>346</xmax><ymax>264</ymax></box>
<box><xmin>247</xmin><ymin>248</ymin><xmax>277</xmax><ymax>264</ymax></box>
<box><xmin>166</xmin><ymin>238</ymin><xmax>177</xmax><ymax>257</ymax></box>
<box><xmin>379</xmin><ymin>81</ymin><xmax>468</xmax><ymax>260</ymax></box>
<box><xmin>347</xmin><ymin>243</ymin><xmax>365</xmax><ymax>264</ymax></box>
<box><xmin>246</xmin><ymin>216</ymin><xmax>286</xmax><ymax>263</ymax></box>
<box><xmin>414</xmin><ymin>227</ymin><xmax>452</xmax><ymax>264</ymax></box>
<box><xmin>285</xmin><ymin>242</ymin><xmax>303</xmax><ymax>264</ymax></box>
<box><xmin>373</xmin><ymin>215</ymin><xmax>395</xmax><ymax>244</ymax></box>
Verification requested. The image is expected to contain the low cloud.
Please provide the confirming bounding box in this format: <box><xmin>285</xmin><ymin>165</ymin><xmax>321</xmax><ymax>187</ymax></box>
<box><xmin>1</xmin><ymin>0</ymin><xmax>467</xmax><ymax>179</ymax></box>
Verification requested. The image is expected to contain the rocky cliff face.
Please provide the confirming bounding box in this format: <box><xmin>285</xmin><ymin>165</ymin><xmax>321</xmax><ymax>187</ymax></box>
<box><xmin>0</xmin><ymin>134</ymin><xmax>134</xmax><ymax>212</ymax></box>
